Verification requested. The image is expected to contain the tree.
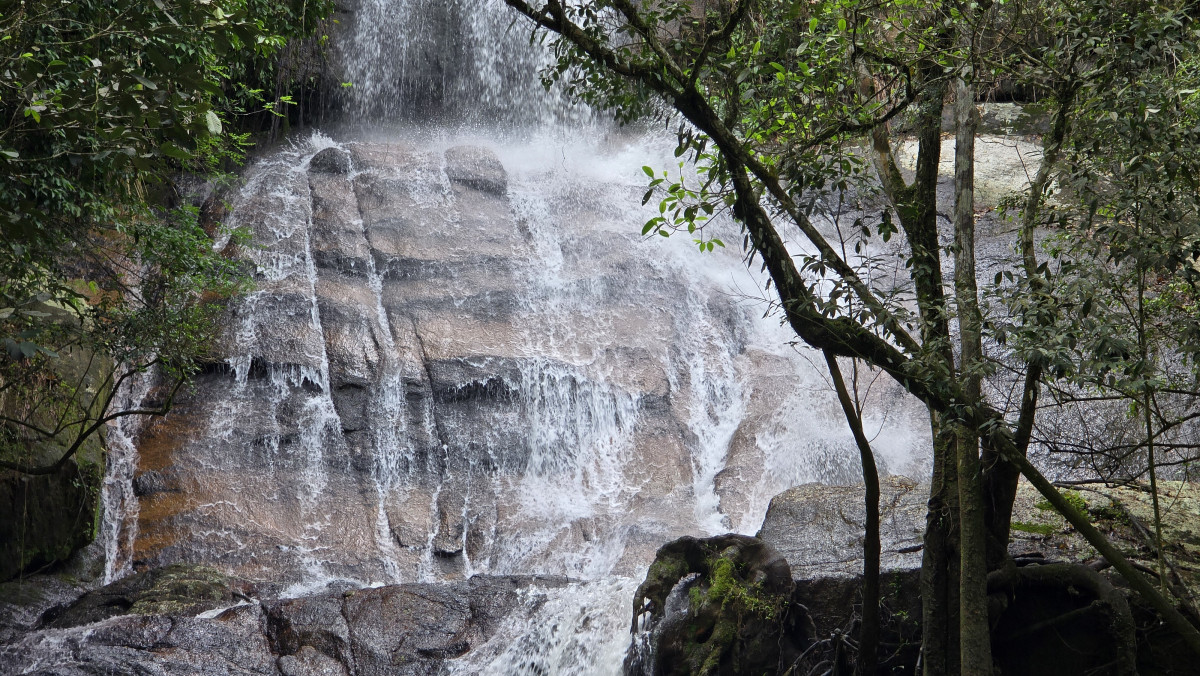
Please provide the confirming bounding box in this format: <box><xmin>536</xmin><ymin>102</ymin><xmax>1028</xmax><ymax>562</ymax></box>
<box><xmin>0</xmin><ymin>1</ymin><xmax>330</xmax><ymax>471</ymax></box>
<box><xmin>500</xmin><ymin>0</ymin><xmax>1200</xmax><ymax>671</ymax></box>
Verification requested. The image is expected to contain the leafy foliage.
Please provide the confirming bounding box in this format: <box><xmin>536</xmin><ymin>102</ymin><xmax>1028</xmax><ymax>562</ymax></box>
<box><xmin>0</xmin><ymin>0</ymin><xmax>332</xmax><ymax>473</ymax></box>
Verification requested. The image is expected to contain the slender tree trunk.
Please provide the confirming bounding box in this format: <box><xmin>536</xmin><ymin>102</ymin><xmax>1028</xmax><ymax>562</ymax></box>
<box><xmin>981</xmin><ymin>83</ymin><xmax>1076</xmax><ymax>568</ymax></box>
<box><xmin>953</xmin><ymin>74</ymin><xmax>993</xmax><ymax>676</ymax></box>
<box><xmin>894</xmin><ymin>74</ymin><xmax>962</xmax><ymax>676</ymax></box>
<box><xmin>1137</xmin><ymin>229</ymin><xmax>1168</xmax><ymax>592</ymax></box>
<box><xmin>824</xmin><ymin>352</ymin><xmax>880</xmax><ymax>676</ymax></box>
<box><xmin>922</xmin><ymin>421</ymin><xmax>960</xmax><ymax>676</ymax></box>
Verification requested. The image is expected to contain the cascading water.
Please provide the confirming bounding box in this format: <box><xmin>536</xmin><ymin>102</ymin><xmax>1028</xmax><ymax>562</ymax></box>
<box><xmin>95</xmin><ymin>1</ymin><xmax>932</xmax><ymax>672</ymax></box>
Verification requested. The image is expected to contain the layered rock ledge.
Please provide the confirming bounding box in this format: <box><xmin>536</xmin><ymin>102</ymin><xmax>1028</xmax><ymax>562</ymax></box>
<box><xmin>0</xmin><ymin>568</ymin><xmax>569</xmax><ymax>676</ymax></box>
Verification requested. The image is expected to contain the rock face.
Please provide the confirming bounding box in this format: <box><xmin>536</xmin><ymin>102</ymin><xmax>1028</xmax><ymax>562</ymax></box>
<box><xmin>119</xmin><ymin>135</ymin><xmax>929</xmax><ymax>593</ymax></box>
<box><xmin>0</xmin><ymin>460</ymin><xmax>101</xmax><ymax>582</ymax></box>
<box><xmin>0</xmin><ymin>572</ymin><xmax>569</xmax><ymax>676</ymax></box>
<box><xmin>0</xmin><ymin>337</ymin><xmax>109</xmax><ymax>582</ymax></box>
<box><xmin>756</xmin><ymin>476</ymin><xmax>926</xmax><ymax>578</ymax></box>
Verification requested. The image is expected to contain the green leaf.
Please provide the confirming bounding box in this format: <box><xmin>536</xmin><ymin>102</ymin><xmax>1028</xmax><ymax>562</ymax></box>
<box><xmin>205</xmin><ymin>110</ymin><xmax>222</xmax><ymax>135</ymax></box>
<box><xmin>160</xmin><ymin>142</ymin><xmax>192</xmax><ymax>159</ymax></box>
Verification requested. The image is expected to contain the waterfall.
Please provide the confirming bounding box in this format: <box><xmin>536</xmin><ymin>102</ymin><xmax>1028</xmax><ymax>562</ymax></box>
<box><xmin>99</xmin><ymin>1</ymin><xmax>932</xmax><ymax>672</ymax></box>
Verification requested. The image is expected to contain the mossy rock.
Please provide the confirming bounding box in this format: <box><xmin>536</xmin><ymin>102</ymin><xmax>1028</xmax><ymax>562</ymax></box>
<box><xmin>627</xmin><ymin>534</ymin><xmax>800</xmax><ymax>676</ymax></box>
<box><xmin>0</xmin><ymin>450</ymin><xmax>104</xmax><ymax>582</ymax></box>
<box><xmin>41</xmin><ymin>563</ymin><xmax>247</xmax><ymax>628</ymax></box>
<box><xmin>0</xmin><ymin>335</ymin><xmax>111</xmax><ymax>582</ymax></box>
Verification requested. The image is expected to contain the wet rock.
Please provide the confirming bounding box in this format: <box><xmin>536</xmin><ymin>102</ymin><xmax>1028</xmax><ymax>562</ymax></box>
<box><xmin>265</xmin><ymin>577</ymin><xmax>572</xmax><ymax>675</ymax></box>
<box><xmin>426</xmin><ymin>357</ymin><xmax>521</xmax><ymax>403</ymax></box>
<box><xmin>0</xmin><ymin>570</ymin><xmax>94</xmax><ymax>645</ymax></box>
<box><xmin>266</xmin><ymin>593</ymin><xmax>355</xmax><ymax>667</ymax></box>
<box><xmin>3</xmin><ymin>574</ymin><xmax>572</xmax><ymax>675</ymax></box>
<box><xmin>346</xmin><ymin>142</ymin><xmax>419</xmax><ymax>173</ymax></box>
<box><xmin>279</xmin><ymin>646</ymin><xmax>351</xmax><ymax>676</ymax></box>
<box><xmin>756</xmin><ymin>476</ymin><xmax>926</xmax><ymax>579</ymax></box>
<box><xmin>443</xmin><ymin>145</ymin><xmax>507</xmax><ymax>196</ymax></box>
<box><xmin>41</xmin><ymin>563</ymin><xmax>250</xmax><ymax>629</ymax></box>
<box><xmin>310</xmin><ymin>147</ymin><xmax>353</xmax><ymax>175</ymax></box>
<box><xmin>133</xmin><ymin>468</ymin><xmax>181</xmax><ymax>497</ymax></box>
<box><xmin>310</xmin><ymin>173</ymin><xmax>370</xmax><ymax>276</ymax></box>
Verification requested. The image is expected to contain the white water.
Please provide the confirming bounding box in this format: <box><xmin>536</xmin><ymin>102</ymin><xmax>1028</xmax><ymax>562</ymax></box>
<box><xmin>99</xmin><ymin>368</ymin><xmax>156</xmax><ymax>584</ymax></box>
<box><xmin>100</xmin><ymin>1</ymin><xmax>932</xmax><ymax>673</ymax></box>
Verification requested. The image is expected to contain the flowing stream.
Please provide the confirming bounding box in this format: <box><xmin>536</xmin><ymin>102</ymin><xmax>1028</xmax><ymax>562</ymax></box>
<box><xmin>102</xmin><ymin>1</ymin><xmax>930</xmax><ymax>672</ymax></box>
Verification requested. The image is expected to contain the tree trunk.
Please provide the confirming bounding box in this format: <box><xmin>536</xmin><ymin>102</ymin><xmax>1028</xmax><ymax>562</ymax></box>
<box><xmin>953</xmin><ymin>74</ymin><xmax>993</xmax><ymax>676</ymax></box>
<box><xmin>824</xmin><ymin>353</ymin><xmax>880</xmax><ymax>676</ymax></box>
<box><xmin>922</xmin><ymin>419</ymin><xmax>960</xmax><ymax>676</ymax></box>
<box><xmin>981</xmin><ymin>84</ymin><xmax>1076</xmax><ymax>568</ymax></box>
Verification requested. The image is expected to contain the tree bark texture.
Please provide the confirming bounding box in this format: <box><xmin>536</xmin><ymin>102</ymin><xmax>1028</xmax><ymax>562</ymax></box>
<box><xmin>824</xmin><ymin>353</ymin><xmax>880</xmax><ymax>676</ymax></box>
<box><xmin>953</xmin><ymin>74</ymin><xmax>993</xmax><ymax>676</ymax></box>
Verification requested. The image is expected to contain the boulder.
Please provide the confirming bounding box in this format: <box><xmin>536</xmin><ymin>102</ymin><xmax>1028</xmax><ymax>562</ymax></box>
<box><xmin>0</xmin><ymin>459</ymin><xmax>102</xmax><ymax>582</ymax></box>
<box><xmin>1</xmin><ymin>572</ymin><xmax>572</xmax><ymax>675</ymax></box>
<box><xmin>443</xmin><ymin>146</ymin><xmax>507</xmax><ymax>196</ymax></box>
<box><xmin>756</xmin><ymin>476</ymin><xmax>926</xmax><ymax>579</ymax></box>
<box><xmin>625</xmin><ymin>534</ymin><xmax>801</xmax><ymax>676</ymax></box>
<box><xmin>41</xmin><ymin>563</ymin><xmax>252</xmax><ymax>629</ymax></box>
<box><xmin>0</xmin><ymin>340</ymin><xmax>110</xmax><ymax>582</ymax></box>
<box><xmin>309</xmin><ymin>147</ymin><xmax>353</xmax><ymax>175</ymax></box>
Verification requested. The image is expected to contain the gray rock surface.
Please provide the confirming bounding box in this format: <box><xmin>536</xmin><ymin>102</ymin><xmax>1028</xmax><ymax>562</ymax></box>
<box><xmin>443</xmin><ymin>145</ymin><xmax>508</xmax><ymax>196</ymax></box>
<box><xmin>757</xmin><ymin>476</ymin><xmax>926</xmax><ymax>579</ymax></box>
<box><xmin>309</xmin><ymin>147</ymin><xmax>353</xmax><ymax>175</ymax></box>
<box><xmin>41</xmin><ymin>564</ymin><xmax>252</xmax><ymax>629</ymax></box>
<box><xmin>0</xmin><ymin>574</ymin><xmax>570</xmax><ymax>676</ymax></box>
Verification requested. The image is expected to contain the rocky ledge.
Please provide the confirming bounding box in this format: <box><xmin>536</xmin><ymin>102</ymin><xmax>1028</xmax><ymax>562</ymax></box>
<box><xmin>5</xmin><ymin>479</ymin><xmax>1199</xmax><ymax>675</ymax></box>
<box><xmin>0</xmin><ymin>566</ymin><xmax>569</xmax><ymax>676</ymax></box>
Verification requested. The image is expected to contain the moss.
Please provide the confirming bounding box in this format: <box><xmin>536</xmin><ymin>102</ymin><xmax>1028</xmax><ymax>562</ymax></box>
<box><xmin>129</xmin><ymin>565</ymin><xmax>233</xmax><ymax>615</ymax></box>
<box><xmin>1091</xmin><ymin>502</ymin><xmax>1132</xmax><ymax>527</ymax></box>
<box><xmin>646</xmin><ymin>555</ymin><xmax>689</xmax><ymax>588</ymax></box>
<box><xmin>1012</xmin><ymin>521</ymin><xmax>1057</xmax><ymax>536</ymax></box>
<box><xmin>1036</xmin><ymin>489</ymin><xmax>1088</xmax><ymax>516</ymax></box>
<box><xmin>677</xmin><ymin>552</ymin><xmax>790</xmax><ymax>674</ymax></box>
<box><xmin>706</xmin><ymin>555</ymin><xmax>785</xmax><ymax>621</ymax></box>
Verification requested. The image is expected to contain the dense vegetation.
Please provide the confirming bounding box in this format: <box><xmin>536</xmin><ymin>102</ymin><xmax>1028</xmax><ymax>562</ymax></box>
<box><xmin>0</xmin><ymin>0</ymin><xmax>332</xmax><ymax>476</ymax></box>
<box><xmin>0</xmin><ymin>0</ymin><xmax>332</xmax><ymax>579</ymax></box>
<box><xmin>502</xmin><ymin>0</ymin><xmax>1200</xmax><ymax>672</ymax></box>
